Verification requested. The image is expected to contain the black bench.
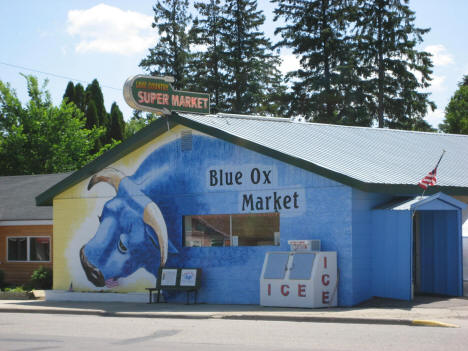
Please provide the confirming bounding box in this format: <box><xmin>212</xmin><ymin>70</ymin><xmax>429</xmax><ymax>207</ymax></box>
<box><xmin>146</xmin><ymin>267</ymin><xmax>201</xmax><ymax>304</ymax></box>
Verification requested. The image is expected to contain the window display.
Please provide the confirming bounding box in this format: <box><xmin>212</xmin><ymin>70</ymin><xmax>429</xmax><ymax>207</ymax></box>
<box><xmin>184</xmin><ymin>212</ymin><xmax>279</xmax><ymax>247</ymax></box>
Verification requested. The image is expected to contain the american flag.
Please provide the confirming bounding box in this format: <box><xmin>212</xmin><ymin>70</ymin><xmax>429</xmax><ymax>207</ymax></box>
<box><xmin>418</xmin><ymin>168</ymin><xmax>437</xmax><ymax>190</ymax></box>
<box><xmin>418</xmin><ymin>150</ymin><xmax>445</xmax><ymax>190</ymax></box>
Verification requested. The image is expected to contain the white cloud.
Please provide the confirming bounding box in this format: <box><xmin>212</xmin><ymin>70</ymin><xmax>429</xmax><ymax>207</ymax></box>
<box><xmin>425</xmin><ymin>45</ymin><xmax>454</xmax><ymax>67</ymax></box>
<box><xmin>429</xmin><ymin>75</ymin><xmax>447</xmax><ymax>93</ymax></box>
<box><xmin>67</xmin><ymin>4</ymin><xmax>155</xmax><ymax>55</ymax></box>
<box><xmin>280</xmin><ymin>54</ymin><xmax>301</xmax><ymax>75</ymax></box>
<box><xmin>425</xmin><ymin>108</ymin><xmax>445</xmax><ymax>128</ymax></box>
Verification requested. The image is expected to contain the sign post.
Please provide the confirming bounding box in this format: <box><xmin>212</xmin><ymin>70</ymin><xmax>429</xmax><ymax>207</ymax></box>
<box><xmin>123</xmin><ymin>75</ymin><xmax>210</xmax><ymax>114</ymax></box>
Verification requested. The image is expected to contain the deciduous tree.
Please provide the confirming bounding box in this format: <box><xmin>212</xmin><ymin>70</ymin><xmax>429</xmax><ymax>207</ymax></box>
<box><xmin>439</xmin><ymin>75</ymin><xmax>468</xmax><ymax>134</ymax></box>
<box><xmin>0</xmin><ymin>75</ymin><xmax>103</xmax><ymax>175</ymax></box>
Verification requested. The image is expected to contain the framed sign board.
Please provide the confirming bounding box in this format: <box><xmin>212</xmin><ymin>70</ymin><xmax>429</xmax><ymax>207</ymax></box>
<box><xmin>156</xmin><ymin>267</ymin><xmax>201</xmax><ymax>290</ymax></box>
<box><xmin>160</xmin><ymin>268</ymin><xmax>178</xmax><ymax>287</ymax></box>
<box><xmin>180</xmin><ymin>269</ymin><xmax>198</xmax><ymax>287</ymax></box>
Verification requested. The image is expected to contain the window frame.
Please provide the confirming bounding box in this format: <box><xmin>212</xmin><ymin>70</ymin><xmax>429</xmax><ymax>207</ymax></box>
<box><xmin>6</xmin><ymin>236</ymin><xmax>51</xmax><ymax>263</ymax></box>
<box><xmin>183</xmin><ymin>212</ymin><xmax>280</xmax><ymax>248</ymax></box>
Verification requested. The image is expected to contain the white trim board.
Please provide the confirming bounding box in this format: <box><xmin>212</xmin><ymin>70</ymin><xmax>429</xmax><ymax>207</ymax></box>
<box><xmin>0</xmin><ymin>220</ymin><xmax>53</xmax><ymax>226</ymax></box>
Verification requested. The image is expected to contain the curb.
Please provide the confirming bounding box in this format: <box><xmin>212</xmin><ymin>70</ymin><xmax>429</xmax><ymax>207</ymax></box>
<box><xmin>411</xmin><ymin>320</ymin><xmax>459</xmax><ymax>328</ymax></box>
<box><xmin>1</xmin><ymin>307</ymin><xmax>456</xmax><ymax>327</ymax></box>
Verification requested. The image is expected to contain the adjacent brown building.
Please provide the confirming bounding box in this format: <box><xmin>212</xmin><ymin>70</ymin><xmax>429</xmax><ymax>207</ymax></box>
<box><xmin>0</xmin><ymin>173</ymin><xmax>68</xmax><ymax>285</ymax></box>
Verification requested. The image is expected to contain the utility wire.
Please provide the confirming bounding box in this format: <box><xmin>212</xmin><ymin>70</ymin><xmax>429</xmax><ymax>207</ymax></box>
<box><xmin>0</xmin><ymin>61</ymin><xmax>121</xmax><ymax>91</ymax></box>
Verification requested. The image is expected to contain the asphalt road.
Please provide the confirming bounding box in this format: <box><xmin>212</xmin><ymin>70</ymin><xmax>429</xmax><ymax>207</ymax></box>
<box><xmin>1</xmin><ymin>312</ymin><xmax>468</xmax><ymax>351</ymax></box>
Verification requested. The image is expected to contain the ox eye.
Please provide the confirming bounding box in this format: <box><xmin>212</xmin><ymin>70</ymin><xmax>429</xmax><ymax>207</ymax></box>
<box><xmin>118</xmin><ymin>236</ymin><xmax>128</xmax><ymax>254</ymax></box>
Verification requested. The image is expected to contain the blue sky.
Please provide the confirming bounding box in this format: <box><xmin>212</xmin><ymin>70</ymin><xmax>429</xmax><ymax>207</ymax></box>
<box><xmin>1</xmin><ymin>0</ymin><xmax>467</xmax><ymax>128</ymax></box>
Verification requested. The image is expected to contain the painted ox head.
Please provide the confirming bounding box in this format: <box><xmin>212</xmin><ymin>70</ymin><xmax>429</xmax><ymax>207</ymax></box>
<box><xmin>80</xmin><ymin>168</ymin><xmax>169</xmax><ymax>288</ymax></box>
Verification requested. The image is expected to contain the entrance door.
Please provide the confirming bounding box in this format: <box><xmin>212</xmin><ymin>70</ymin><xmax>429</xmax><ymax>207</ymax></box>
<box><xmin>417</xmin><ymin>211</ymin><xmax>460</xmax><ymax>296</ymax></box>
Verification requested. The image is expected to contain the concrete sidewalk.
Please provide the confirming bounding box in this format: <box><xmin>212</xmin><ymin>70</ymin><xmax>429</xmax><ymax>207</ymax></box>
<box><xmin>1</xmin><ymin>295</ymin><xmax>468</xmax><ymax>328</ymax></box>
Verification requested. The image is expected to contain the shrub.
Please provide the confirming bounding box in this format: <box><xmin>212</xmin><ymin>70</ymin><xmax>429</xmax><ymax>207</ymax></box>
<box><xmin>30</xmin><ymin>266</ymin><xmax>52</xmax><ymax>290</ymax></box>
<box><xmin>4</xmin><ymin>286</ymin><xmax>28</xmax><ymax>293</ymax></box>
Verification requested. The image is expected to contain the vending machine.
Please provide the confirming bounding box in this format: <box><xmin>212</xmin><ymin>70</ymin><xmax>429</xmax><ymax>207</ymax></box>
<box><xmin>260</xmin><ymin>249</ymin><xmax>338</xmax><ymax>308</ymax></box>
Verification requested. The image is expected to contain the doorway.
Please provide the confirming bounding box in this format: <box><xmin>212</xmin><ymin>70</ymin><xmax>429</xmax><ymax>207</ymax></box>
<box><xmin>413</xmin><ymin>210</ymin><xmax>461</xmax><ymax>296</ymax></box>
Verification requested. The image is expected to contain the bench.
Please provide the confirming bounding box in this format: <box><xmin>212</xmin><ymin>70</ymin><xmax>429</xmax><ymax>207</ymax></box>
<box><xmin>146</xmin><ymin>267</ymin><xmax>201</xmax><ymax>304</ymax></box>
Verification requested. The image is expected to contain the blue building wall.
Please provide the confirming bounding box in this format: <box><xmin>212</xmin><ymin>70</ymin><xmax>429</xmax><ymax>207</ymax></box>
<box><xmin>153</xmin><ymin>131</ymin><xmax>356</xmax><ymax>306</ymax></box>
<box><xmin>351</xmin><ymin>190</ymin><xmax>391</xmax><ymax>304</ymax></box>
<box><xmin>371</xmin><ymin>210</ymin><xmax>413</xmax><ymax>300</ymax></box>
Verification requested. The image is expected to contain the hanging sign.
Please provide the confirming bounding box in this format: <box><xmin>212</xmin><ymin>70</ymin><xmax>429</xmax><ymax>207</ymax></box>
<box><xmin>123</xmin><ymin>75</ymin><xmax>210</xmax><ymax>114</ymax></box>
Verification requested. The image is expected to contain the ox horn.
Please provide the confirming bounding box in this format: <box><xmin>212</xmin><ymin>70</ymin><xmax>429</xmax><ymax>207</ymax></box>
<box><xmin>143</xmin><ymin>202</ymin><xmax>168</xmax><ymax>266</ymax></box>
<box><xmin>87</xmin><ymin>168</ymin><xmax>125</xmax><ymax>192</ymax></box>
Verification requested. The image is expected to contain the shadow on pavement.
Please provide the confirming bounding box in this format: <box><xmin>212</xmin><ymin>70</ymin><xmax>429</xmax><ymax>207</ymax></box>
<box><xmin>3</xmin><ymin>295</ymin><xmax>467</xmax><ymax>314</ymax></box>
<box><xmin>358</xmin><ymin>295</ymin><xmax>468</xmax><ymax>310</ymax></box>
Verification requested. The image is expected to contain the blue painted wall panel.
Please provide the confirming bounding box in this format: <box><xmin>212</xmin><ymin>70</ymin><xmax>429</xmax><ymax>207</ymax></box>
<box><xmin>371</xmin><ymin>210</ymin><xmax>412</xmax><ymax>300</ymax></box>
<box><xmin>419</xmin><ymin>211</ymin><xmax>461</xmax><ymax>296</ymax></box>
<box><xmin>351</xmin><ymin>190</ymin><xmax>392</xmax><ymax>304</ymax></box>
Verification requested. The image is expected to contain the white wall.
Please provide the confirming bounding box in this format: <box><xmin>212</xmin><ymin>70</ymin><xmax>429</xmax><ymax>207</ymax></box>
<box><xmin>454</xmin><ymin>196</ymin><xmax>468</xmax><ymax>281</ymax></box>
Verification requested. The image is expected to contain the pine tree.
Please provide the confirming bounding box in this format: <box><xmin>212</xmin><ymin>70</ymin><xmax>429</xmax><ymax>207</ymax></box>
<box><xmin>439</xmin><ymin>75</ymin><xmax>468</xmax><ymax>134</ymax></box>
<box><xmin>221</xmin><ymin>0</ymin><xmax>284</xmax><ymax>115</ymax></box>
<box><xmin>140</xmin><ymin>0</ymin><xmax>192</xmax><ymax>90</ymax></box>
<box><xmin>273</xmin><ymin>0</ymin><xmax>356</xmax><ymax>123</ymax></box>
<box><xmin>191</xmin><ymin>0</ymin><xmax>228</xmax><ymax>112</ymax></box>
<box><xmin>85</xmin><ymin>79</ymin><xmax>107</xmax><ymax>127</ymax></box>
<box><xmin>62</xmin><ymin>82</ymin><xmax>86</xmax><ymax>112</ymax></box>
<box><xmin>63</xmin><ymin>82</ymin><xmax>75</xmax><ymax>104</ymax></box>
<box><xmin>74</xmin><ymin>83</ymin><xmax>86</xmax><ymax>111</ymax></box>
<box><xmin>84</xmin><ymin>100</ymin><xmax>102</xmax><ymax>152</ymax></box>
<box><xmin>85</xmin><ymin>100</ymin><xmax>99</xmax><ymax>130</ymax></box>
<box><xmin>354</xmin><ymin>0</ymin><xmax>435</xmax><ymax>129</ymax></box>
<box><xmin>108</xmin><ymin>103</ymin><xmax>125</xmax><ymax>142</ymax></box>
<box><xmin>85</xmin><ymin>79</ymin><xmax>109</xmax><ymax>145</ymax></box>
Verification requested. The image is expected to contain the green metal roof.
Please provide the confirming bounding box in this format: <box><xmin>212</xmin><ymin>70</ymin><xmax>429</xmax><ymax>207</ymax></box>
<box><xmin>36</xmin><ymin>112</ymin><xmax>468</xmax><ymax>206</ymax></box>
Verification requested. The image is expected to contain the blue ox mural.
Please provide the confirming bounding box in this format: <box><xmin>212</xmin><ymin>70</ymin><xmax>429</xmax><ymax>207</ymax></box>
<box><xmin>79</xmin><ymin>138</ymin><xmax>197</xmax><ymax>288</ymax></box>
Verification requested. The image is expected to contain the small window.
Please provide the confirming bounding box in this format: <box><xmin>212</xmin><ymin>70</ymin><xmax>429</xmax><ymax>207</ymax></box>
<box><xmin>8</xmin><ymin>238</ymin><xmax>27</xmax><ymax>261</ymax></box>
<box><xmin>7</xmin><ymin>237</ymin><xmax>50</xmax><ymax>262</ymax></box>
<box><xmin>289</xmin><ymin>253</ymin><xmax>316</xmax><ymax>280</ymax></box>
<box><xmin>183</xmin><ymin>213</ymin><xmax>280</xmax><ymax>247</ymax></box>
<box><xmin>264</xmin><ymin>253</ymin><xmax>290</xmax><ymax>279</ymax></box>
<box><xmin>30</xmin><ymin>237</ymin><xmax>50</xmax><ymax>261</ymax></box>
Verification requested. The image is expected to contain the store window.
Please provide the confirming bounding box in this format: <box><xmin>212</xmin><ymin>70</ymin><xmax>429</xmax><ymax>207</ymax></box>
<box><xmin>184</xmin><ymin>213</ymin><xmax>280</xmax><ymax>247</ymax></box>
<box><xmin>7</xmin><ymin>237</ymin><xmax>50</xmax><ymax>262</ymax></box>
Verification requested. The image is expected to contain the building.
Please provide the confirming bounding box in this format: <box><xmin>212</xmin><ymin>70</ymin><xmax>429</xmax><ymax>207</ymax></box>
<box><xmin>36</xmin><ymin>113</ymin><xmax>468</xmax><ymax>306</ymax></box>
<box><xmin>0</xmin><ymin>173</ymin><xmax>68</xmax><ymax>285</ymax></box>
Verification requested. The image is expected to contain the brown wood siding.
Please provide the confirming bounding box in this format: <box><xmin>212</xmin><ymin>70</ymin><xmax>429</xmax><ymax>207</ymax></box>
<box><xmin>0</xmin><ymin>225</ymin><xmax>53</xmax><ymax>285</ymax></box>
